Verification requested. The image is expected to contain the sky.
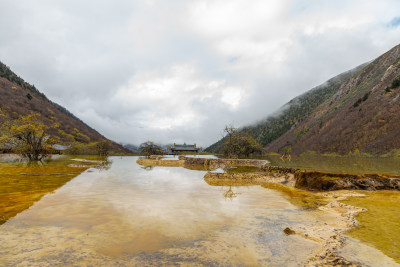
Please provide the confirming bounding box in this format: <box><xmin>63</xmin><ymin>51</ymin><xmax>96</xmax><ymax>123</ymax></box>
<box><xmin>0</xmin><ymin>0</ymin><xmax>400</xmax><ymax>147</ymax></box>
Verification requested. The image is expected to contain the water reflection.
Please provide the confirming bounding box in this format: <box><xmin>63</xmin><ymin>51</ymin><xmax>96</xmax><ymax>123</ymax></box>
<box><xmin>0</xmin><ymin>173</ymin><xmax>80</xmax><ymax>225</ymax></box>
<box><xmin>0</xmin><ymin>155</ymin><xmax>109</xmax><ymax>225</ymax></box>
<box><xmin>223</xmin><ymin>186</ymin><xmax>240</xmax><ymax>200</ymax></box>
<box><xmin>141</xmin><ymin>165</ymin><xmax>154</xmax><ymax>171</ymax></box>
<box><xmin>0</xmin><ymin>156</ymin><xmax>322</xmax><ymax>266</ymax></box>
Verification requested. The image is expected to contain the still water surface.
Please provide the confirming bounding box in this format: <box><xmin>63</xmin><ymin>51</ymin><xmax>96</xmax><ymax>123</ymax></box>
<box><xmin>0</xmin><ymin>156</ymin><xmax>324</xmax><ymax>266</ymax></box>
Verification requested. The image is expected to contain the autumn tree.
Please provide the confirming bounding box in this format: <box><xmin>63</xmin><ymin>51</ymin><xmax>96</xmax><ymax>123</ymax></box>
<box><xmin>139</xmin><ymin>141</ymin><xmax>164</xmax><ymax>156</ymax></box>
<box><xmin>222</xmin><ymin>126</ymin><xmax>263</xmax><ymax>157</ymax></box>
<box><xmin>0</xmin><ymin>112</ymin><xmax>58</xmax><ymax>161</ymax></box>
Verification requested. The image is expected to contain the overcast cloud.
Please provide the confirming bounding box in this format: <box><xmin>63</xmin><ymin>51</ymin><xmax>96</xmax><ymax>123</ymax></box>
<box><xmin>0</xmin><ymin>0</ymin><xmax>400</xmax><ymax>147</ymax></box>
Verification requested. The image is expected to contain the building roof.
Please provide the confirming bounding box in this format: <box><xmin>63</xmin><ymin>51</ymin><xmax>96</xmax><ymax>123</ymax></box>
<box><xmin>172</xmin><ymin>146</ymin><xmax>199</xmax><ymax>151</ymax></box>
<box><xmin>171</xmin><ymin>144</ymin><xmax>199</xmax><ymax>151</ymax></box>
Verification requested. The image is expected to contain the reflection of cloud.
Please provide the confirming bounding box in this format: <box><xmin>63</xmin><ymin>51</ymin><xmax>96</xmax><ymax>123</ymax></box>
<box><xmin>0</xmin><ymin>1</ymin><xmax>400</xmax><ymax>146</ymax></box>
<box><xmin>86</xmin><ymin>166</ymin><xmax>243</xmax><ymax>237</ymax></box>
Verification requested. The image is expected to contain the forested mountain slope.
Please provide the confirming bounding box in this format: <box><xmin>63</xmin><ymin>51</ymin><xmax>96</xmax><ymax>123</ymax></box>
<box><xmin>206</xmin><ymin>63</ymin><xmax>365</xmax><ymax>153</ymax></box>
<box><xmin>206</xmin><ymin>44</ymin><xmax>400</xmax><ymax>155</ymax></box>
<box><xmin>0</xmin><ymin>61</ymin><xmax>130</xmax><ymax>154</ymax></box>
<box><xmin>266</xmin><ymin>44</ymin><xmax>400</xmax><ymax>155</ymax></box>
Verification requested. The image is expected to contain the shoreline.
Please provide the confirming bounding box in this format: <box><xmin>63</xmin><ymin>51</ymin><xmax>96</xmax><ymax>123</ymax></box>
<box><xmin>298</xmin><ymin>191</ymin><xmax>367</xmax><ymax>266</ymax></box>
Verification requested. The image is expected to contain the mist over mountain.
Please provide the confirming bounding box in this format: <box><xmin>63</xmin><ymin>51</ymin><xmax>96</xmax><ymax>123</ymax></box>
<box><xmin>206</xmin><ymin>44</ymin><xmax>400</xmax><ymax>155</ymax></box>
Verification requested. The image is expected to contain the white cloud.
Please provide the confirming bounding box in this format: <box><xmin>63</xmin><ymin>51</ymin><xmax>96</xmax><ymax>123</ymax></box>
<box><xmin>0</xmin><ymin>0</ymin><xmax>400</xmax><ymax>146</ymax></box>
<box><xmin>93</xmin><ymin>63</ymin><xmax>247</xmax><ymax>143</ymax></box>
<box><xmin>221</xmin><ymin>87</ymin><xmax>243</xmax><ymax>109</ymax></box>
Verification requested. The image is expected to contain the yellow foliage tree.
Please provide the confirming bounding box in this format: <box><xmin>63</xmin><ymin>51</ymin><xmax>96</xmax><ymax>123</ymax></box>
<box><xmin>223</xmin><ymin>128</ymin><xmax>263</xmax><ymax>158</ymax></box>
<box><xmin>0</xmin><ymin>112</ymin><xmax>58</xmax><ymax>161</ymax></box>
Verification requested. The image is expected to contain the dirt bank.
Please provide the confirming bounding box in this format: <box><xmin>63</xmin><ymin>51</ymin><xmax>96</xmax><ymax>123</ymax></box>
<box><xmin>295</xmin><ymin>171</ymin><xmax>400</xmax><ymax>191</ymax></box>
<box><xmin>262</xmin><ymin>165</ymin><xmax>400</xmax><ymax>191</ymax></box>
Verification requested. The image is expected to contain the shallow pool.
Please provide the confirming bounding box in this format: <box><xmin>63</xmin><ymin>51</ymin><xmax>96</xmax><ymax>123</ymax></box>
<box><xmin>0</xmin><ymin>156</ymin><xmax>326</xmax><ymax>266</ymax></box>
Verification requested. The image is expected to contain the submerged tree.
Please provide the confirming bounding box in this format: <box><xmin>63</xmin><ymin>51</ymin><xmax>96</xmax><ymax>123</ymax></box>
<box><xmin>222</xmin><ymin>125</ymin><xmax>263</xmax><ymax>158</ymax></box>
<box><xmin>139</xmin><ymin>141</ymin><xmax>164</xmax><ymax>156</ymax></box>
<box><xmin>0</xmin><ymin>112</ymin><xmax>57</xmax><ymax>161</ymax></box>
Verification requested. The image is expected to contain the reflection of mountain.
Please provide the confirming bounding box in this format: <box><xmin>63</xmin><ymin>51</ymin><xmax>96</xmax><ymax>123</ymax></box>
<box><xmin>0</xmin><ymin>171</ymin><xmax>84</xmax><ymax>225</ymax></box>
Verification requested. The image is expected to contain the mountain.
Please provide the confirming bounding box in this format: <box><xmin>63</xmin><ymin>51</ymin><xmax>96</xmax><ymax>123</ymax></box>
<box><xmin>123</xmin><ymin>143</ymin><xmax>175</xmax><ymax>153</ymax></box>
<box><xmin>0</xmin><ymin>61</ymin><xmax>130</xmax><ymax>154</ymax></box>
<box><xmin>123</xmin><ymin>144</ymin><xmax>140</xmax><ymax>153</ymax></box>
<box><xmin>206</xmin><ymin>44</ymin><xmax>400</xmax><ymax>155</ymax></box>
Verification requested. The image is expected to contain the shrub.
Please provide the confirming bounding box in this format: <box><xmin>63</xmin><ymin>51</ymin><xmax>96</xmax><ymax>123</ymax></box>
<box><xmin>353</xmin><ymin>91</ymin><xmax>370</xmax><ymax>107</ymax></box>
<box><xmin>391</xmin><ymin>78</ymin><xmax>400</xmax><ymax>89</ymax></box>
<box><xmin>362</xmin><ymin>92</ymin><xmax>370</xmax><ymax>101</ymax></box>
<box><xmin>353</xmin><ymin>98</ymin><xmax>362</xmax><ymax>107</ymax></box>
